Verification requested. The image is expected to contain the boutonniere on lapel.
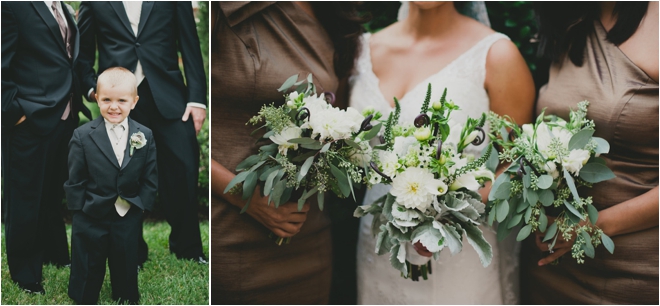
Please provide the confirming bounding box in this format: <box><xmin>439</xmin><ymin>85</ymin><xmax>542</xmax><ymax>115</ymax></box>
<box><xmin>129</xmin><ymin>131</ymin><xmax>147</xmax><ymax>157</ymax></box>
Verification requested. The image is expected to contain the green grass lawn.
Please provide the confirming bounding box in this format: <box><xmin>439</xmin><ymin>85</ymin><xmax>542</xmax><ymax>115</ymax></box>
<box><xmin>1</xmin><ymin>221</ymin><xmax>209</xmax><ymax>305</ymax></box>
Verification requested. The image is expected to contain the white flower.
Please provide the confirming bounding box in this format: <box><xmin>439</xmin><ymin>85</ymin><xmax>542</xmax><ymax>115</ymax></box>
<box><xmin>269</xmin><ymin>125</ymin><xmax>302</xmax><ymax>155</ymax></box>
<box><xmin>390</xmin><ymin>167</ymin><xmax>446</xmax><ymax>211</ymax></box>
<box><xmin>392</xmin><ymin>136</ymin><xmax>418</xmax><ymax>157</ymax></box>
<box><xmin>562</xmin><ymin>149</ymin><xmax>591</xmax><ymax>175</ymax></box>
<box><xmin>450</xmin><ymin>167</ymin><xmax>494</xmax><ymax>191</ymax></box>
<box><xmin>302</xmin><ymin>105</ymin><xmax>364</xmax><ymax>141</ymax></box>
<box><xmin>543</xmin><ymin>161</ymin><xmax>560</xmax><ymax>179</ymax></box>
<box><xmin>378</xmin><ymin>150</ymin><xmax>401</xmax><ymax>178</ymax></box>
<box><xmin>414</xmin><ymin>127</ymin><xmax>432</xmax><ymax>141</ymax></box>
<box><xmin>348</xmin><ymin>140</ymin><xmax>372</xmax><ymax>165</ymax></box>
<box><xmin>462</xmin><ymin>130</ymin><xmax>480</xmax><ymax>147</ymax></box>
<box><xmin>445</xmin><ymin>121</ymin><xmax>463</xmax><ymax>147</ymax></box>
<box><xmin>129</xmin><ymin>131</ymin><xmax>147</xmax><ymax>156</ymax></box>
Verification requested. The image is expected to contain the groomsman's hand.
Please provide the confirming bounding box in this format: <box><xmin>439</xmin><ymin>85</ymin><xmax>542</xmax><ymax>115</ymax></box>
<box><xmin>14</xmin><ymin>115</ymin><xmax>26</xmax><ymax>126</ymax></box>
<box><xmin>182</xmin><ymin>106</ymin><xmax>206</xmax><ymax>135</ymax></box>
<box><xmin>245</xmin><ymin>189</ymin><xmax>311</xmax><ymax>238</ymax></box>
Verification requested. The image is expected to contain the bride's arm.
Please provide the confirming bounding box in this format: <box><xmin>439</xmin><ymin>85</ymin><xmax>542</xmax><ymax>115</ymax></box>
<box><xmin>211</xmin><ymin>159</ymin><xmax>310</xmax><ymax>238</ymax></box>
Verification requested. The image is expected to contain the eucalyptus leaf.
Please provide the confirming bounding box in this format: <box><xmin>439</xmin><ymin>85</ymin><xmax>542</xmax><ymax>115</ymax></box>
<box><xmin>277</xmin><ymin>74</ymin><xmax>299</xmax><ymax>92</ymax></box>
<box><xmin>264</xmin><ymin>169</ymin><xmax>280</xmax><ymax>196</ymax></box>
<box><xmin>507</xmin><ymin>213</ymin><xmax>523</xmax><ymax>229</ymax></box>
<box><xmin>587</xmin><ymin>204</ymin><xmax>599</xmax><ymax>225</ymax></box>
<box><xmin>292</xmin><ymin>150</ymin><xmax>316</xmax><ymax>162</ymax></box>
<box><xmin>259</xmin><ymin>143</ymin><xmax>278</xmax><ymax>153</ymax></box>
<box><xmin>298</xmin><ymin>156</ymin><xmax>315</xmax><ymax>183</ymax></box>
<box><xmin>320</xmin><ymin>143</ymin><xmax>331</xmax><ymax>153</ymax></box>
<box><xmin>543</xmin><ymin>222</ymin><xmax>558</xmax><ymax>242</ymax></box>
<box><xmin>288</xmin><ymin>137</ymin><xmax>319</xmax><ymax>144</ymax></box>
<box><xmin>516</xmin><ymin>224</ymin><xmax>533</xmax><ymax>241</ymax></box>
<box><xmin>538</xmin><ymin>189</ymin><xmax>554</xmax><ymax>207</ymax></box>
<box><xmin>524</xmin><ymin>206</ymin><xmax>532</xmax><ymax>223</ymax></box>
<box><xmin>497</xmin><ymin>222</ymin><xmax>514</xmax><ymax>241</ymax></box>
<box><xmin>493</xmin><ymin>182</ymin><xmax>512</xmax><ymax>200</ymax></box>
<box><xmin>537</xmin><ymin>175</ymin><xmax>553</xmax><ymax>189</ymax></box>
<box><xmin>539</xmin><ymin>209</ymin><xmax>548</xmax><ymax>232</ymax></box>
<box><xmin>270</xmin><ymin>179</ymin><xmax>286</xmax><ymax>207</ymax></box>
<box><xmin>236</xmin><ymin>155</ymin><xmax>260</xmax><ymax>171</ymax></box>
<box><xmin>592</xmin><ymin>137</ymin><xmax>610</xmax><ymax>155</ymax></box>
<box><xmin>489</xmin><ymin>174</ymin><xmax>510</xmax><ymax>201</ymax></box>
<box><xmin>523</xmin><ymin>172</ymin><xmax>531</xmax><ymax>188</ymax></box>
<box><xmin>581</xmin><ymin>231</ymin><xmax>595</xmax><ymax>258</ymax></box>
<box><xmin>487</xmin><ymin>207</ymin><xmax>496</xmax><ymax>226</ymax></box>
<box><xmin>568</xmin><ymin>129</ymin><xmax>594</xmax><ymax>150</ymax></box>
<box><xmin>301</xmin><ymin>142</ymin><xmax>324</xmax><ymax>150</ymax></box>
<box><xmin>330</xmin><ymin>164</ymin><xmax>351</xmax><ymax>197</ymax></box>
<box><xmin>484</xmin><ymin>145</ymin><xmax>499</xmax><ymax>173</ymax></box>
<box><xmin>318</xmin><ymin>191</ymin><xmax>325</xmax><ymax>211</ymax></box>
<box><xmin>563</xmin><ymin>200</ymin><xmax>582</xmax><ymax>219</ymax></box>
<box><xmin>280</xmin><ymin>186</ymin><xmax>293</xmax><ymax>206</ymax></box>
<box><xmin>526</xmin><ymin>188</ymin><xmax>538</xmax><ymax>206</ymax></box>
<box><xmin>579</xmin><ymin>163</ymin><xmax>615</xmax><ymax>183</ymax></box>
<box><xmin>601</xmin><ymin>233</ymin><xmax>615</xmax><ymax>254</ymax></box>
<box><xmin>224</xmin><ymin>171</ymin><xmax>250</xmax><ymax>194</ymax></box>
<box><xmin>496</xmin><ymin>200</ymin><xmax>509</xmax><ymax>223</ymax></box>
<box><xmin>563</xmin><ymin>169</ymin><xmax>581</xmax><ymax>202</ymax></box>
<box><xmin>242</xmin><ymin>171</ymin><xmax>258</xmax><ymax>201</ymax></box>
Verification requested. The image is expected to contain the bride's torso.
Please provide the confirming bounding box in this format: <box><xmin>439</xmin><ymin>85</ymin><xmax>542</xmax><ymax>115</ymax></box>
<box><xmin>349</xmin><ymin>31</ymin><xmax>520</xmax><ymax>305</ymax></box>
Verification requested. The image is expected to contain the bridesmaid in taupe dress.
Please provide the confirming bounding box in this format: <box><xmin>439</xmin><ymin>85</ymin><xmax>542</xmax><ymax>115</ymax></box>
<box><xmin>521</xmin><ymin>2</ymin><xmax>658</xmax><ymax>304</ymax></box>
<box><xmin>209</xmin><ymin>2</ymin><xmax>363</xmax><ymax>304</ymax></box>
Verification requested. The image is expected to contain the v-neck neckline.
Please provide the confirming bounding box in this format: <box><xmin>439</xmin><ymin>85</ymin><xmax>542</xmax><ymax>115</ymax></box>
<box><xmin>365</xmin><ymin>32</ymin><xmax>498</xmax><ymax>109</ymax></box>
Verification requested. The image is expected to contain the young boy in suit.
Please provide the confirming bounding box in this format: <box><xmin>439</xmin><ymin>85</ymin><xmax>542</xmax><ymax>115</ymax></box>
<box><xmin>64</xmin><ymin>67</ymin><xmax>157</xmax><ymax>304</ymax></box>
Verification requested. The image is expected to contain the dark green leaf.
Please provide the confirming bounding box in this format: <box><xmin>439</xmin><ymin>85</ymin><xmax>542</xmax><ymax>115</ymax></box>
<box><xmin>277</xmin><ymin>74</ymin><xmax>299</xmax><ymax>92</ymax></box>
<box><xmin>298</xmin><ymin>156</ymin><xmax>315</xmax><ymax>183</ymax></box>
<box><xmin>543</xmin><ymin>222</ymin><xmax>558</xmax><ymax>242</ymax></box>
<box><xmin>563</xmin><ymin>169</ymin><xmax>581</xmax><ymax>202</ymax></box>
<box><xmin>539</xmin><ymin>209</ymin><xmax>548</xmax><ymax>232</ymax></box>
<box><xmin>280</xmin><ymin>186</ymin><xmax>293</xmax><ymax>207</ymax></box>
<box><xmin>344</xmin><ymin>138</ymin><xmax>362</xmax><ymax>150</ymax></box>
<box><xmin>579</xmin><ymin>163</ymin><xmax>615</xmax><ymax>183</ymax></box>
<box><xmin>497</xmin><ymin>221</ymin><xmax>514</xmax><ymax>241</ymax></box>
<box><xmin>288</xmin><ymin>137</ymin><xmax>319</xmax><ymax>144</ymax></box>
<box><xmin>264</xmin><ymin>169</ymin><xmax>280</xmax><ymax>196</ymax></box>
<box><xmin>538</xmin><ymin>189</ymin><xmax>554</xmax><ymax>207</ymax></box>
<box><xmin>292</xmin><ymin>150</ymin><xmax>316</xmax><ymax>162</ymax></box>
<box><xmin>507</xmin><ymin>213</ymin><xmax>523</xmax><ymax>229</ymax></box>
<box><xmin>496</xmin><ymin>200</ymin><xmax>509</xmax><ymax>223</ymax></box>
<box><xmin>270</xmin><ymin>179</ymin><xmax>286</xmax><ymax>207</ymax></box>
<box><xmin>537</xmin><ymin>175</ymin><xmax>553</xmax><ymax>189</ymax></box>
<box><xmin>242</xmin><ymin>171</ymin><xmax>258</xmax><ymax>200</ymax></box>
<box><xmin>330</xmin><ymin>164</ymin><xmax>350</xmax><ymax>197</ymax></box>
<box><xmin>259</xmin><ymin>143</ymin><xmax>278</xmax><ymax>153</ymax></box>
<box><xmin>526</xmin><ymin>188</ymin><xmax>538</xmax><ymax>206</ymax></box>
<box><xmin>568</xmin><ymin>129</ymin><xmax>594</xmax><ymax>150</ymax></box>
<box><xmin>516</xmin><ymin>224</ymin><xmax>532</xmax><ymax>241</ymax></box>
<box><xmin>224</xmin><ymin>171</ymin><xmax>250</xmax><ymax>194</ymax></box>
<box><xmin>301</xmin><ymin>142</ymin><xmax>324</xmax><ymax>150</ymax></box>
<box><xmin>493</xmin><ymin>182</ymin><xmax>512</xmax><ymax>200</ymax></box>
<box><xmin>581</xmin><ymin>231</ymin><xmax>595</xmax><ymax>258</ymax></box>
<box><xmin>363</xmin><ymin>123</ymin><xmax>382</xmax><ymax>140</ymax></box>
<box><xmin>318</xmin><ymin>191</ymin><xmax>325</xmax><ymax>211</ymax></box>
<box><xmin>563</xmin><ymin>200</ymin><xmax>582</xmax><ymax>219</ymax></box>
<box><xmin>524</xmin><ymin>206</ymin><xmax>533</xmax><ymax>223</ymax></box>
<box><xmin>235</xmin><ymin>155</ymin><xmax>260</xmax><ymax>171</ymax></box>
<box><xmin>601</xmin><ymin>233</ymin><xmax>615</xmax><ymax>254</ymax></box>
<box><xmin>587</xmin><ymin>204</ymin><xmax>599</xmax><ymax>225</ymax></box>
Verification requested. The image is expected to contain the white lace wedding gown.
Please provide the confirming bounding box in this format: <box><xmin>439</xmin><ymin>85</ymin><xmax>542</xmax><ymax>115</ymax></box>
<box><xmin>349</xmin><ymin>32</ymin><xmax>520</xmax><ymax>304</ymax></box>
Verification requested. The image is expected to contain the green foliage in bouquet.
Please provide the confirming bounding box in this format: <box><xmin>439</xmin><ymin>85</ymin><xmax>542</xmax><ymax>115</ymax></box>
<box><xmin>225</xmin><ymin>74</ymin><xmax>376</xmax><ymax>215</ymax></box>
<box><xmin>487</xmin><ymin>101</ymin><xmax>616</xmax><ymax>263</ymax></box>
<box><xmin>356</xmin><ymin>85</ymin><xmax>496</xmax><ymax>280</ymax></box>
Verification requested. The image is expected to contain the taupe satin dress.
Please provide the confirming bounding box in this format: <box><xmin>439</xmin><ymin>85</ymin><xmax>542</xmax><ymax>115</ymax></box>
<box><xmin>210</xmin><ymin>2</ymin><xmax>337</xmax><ymax>304</ymax></box>
<box><xmin>521</xmin><ymin>21</ymin><xmax>659</xmax><ymax>304</ymax></box>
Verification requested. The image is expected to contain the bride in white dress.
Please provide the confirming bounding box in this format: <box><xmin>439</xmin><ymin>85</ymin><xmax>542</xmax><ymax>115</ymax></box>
<box><xmin>349</xmin><ymin>2</ymin><xmax>535</xmax><ymax>304</ymax></box>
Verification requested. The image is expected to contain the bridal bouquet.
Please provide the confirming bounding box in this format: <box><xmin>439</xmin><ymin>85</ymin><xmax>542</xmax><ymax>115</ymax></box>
<box><xmin>225</xmin><ymin>74</ymin><xmax>376</xmax><ymax>245</ymax></box>
<box><xmin>487</xmin><ymin>101</ymin><xmax>615</xmax><ymax>263</ymax></box>
<box><xmin>354</xmin><ymin>85</ymin><xmax>497</xmax><ymax>280</ymax></box>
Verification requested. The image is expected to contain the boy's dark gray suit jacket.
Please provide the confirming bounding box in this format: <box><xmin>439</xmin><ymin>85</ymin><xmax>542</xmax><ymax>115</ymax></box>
<box><xmin>64</xmin><ymin>116</ymin><xmax>158</xmax><ymax>219</ymax></box>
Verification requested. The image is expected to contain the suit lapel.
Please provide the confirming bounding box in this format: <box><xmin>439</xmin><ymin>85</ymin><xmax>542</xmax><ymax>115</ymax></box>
<box><xmin>89</xmin><ymin>117</ymin><xmax>121</xmax><ymax>169</ymax></box>
<box><xmin>120</xmin><ymin>118</ymin><xmax>138</xmax><ymax>170</ymax></box>
<box><xmin>109</xmin><ymin>2</ymin><xmax>136</xmax><ymax>37</ymax></box>
<box><xmin>31</xmin><ymin>2</ymin><xmax>67</xmax><ymax>56</ymax></box>
<box><xmin>137</xmin><ymin>1</ymin><xmax>154</xmax><ymax>39</ymax></box>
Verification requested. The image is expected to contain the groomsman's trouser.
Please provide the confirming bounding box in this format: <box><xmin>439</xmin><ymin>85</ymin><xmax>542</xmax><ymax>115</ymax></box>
<box><xmin>69</xmin><ymin>208</ymin><xmax>141</xmax><ymax>304</ymax></box>
<box><xmin>2</xmin><ymin>117</ymin><xmax>75</xmax><ymax>284</ymax></box>
<box><xmin>129</xmin><ymin>79</ymin><xmax>203</xmax><ymax>260</ymax></box>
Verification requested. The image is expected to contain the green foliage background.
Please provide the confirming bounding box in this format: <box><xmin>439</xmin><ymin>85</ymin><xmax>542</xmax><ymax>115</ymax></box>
<box><xmin>64</xmin><ymin>1</ymin><xmax>210</xmax><ymax>210</ymax></box>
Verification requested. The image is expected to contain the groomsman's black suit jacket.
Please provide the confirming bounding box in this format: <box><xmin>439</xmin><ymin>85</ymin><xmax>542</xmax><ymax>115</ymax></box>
<box><xmin>77</xmin><ymin>1</ymin><xmax>207</xmax><ymax>118</ymax></box>
<box><xmin>64</xmin><ymin>117</ymin><xmax>158</xmax><ymax>219</ymax></box>
<box><xmin>1</xmin><ymin>1</ymin><xmax>90</xmax><ymax>133</ymax></box>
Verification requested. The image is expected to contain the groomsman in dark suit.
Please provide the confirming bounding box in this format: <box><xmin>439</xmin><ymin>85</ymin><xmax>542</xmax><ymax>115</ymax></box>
<box><xmin>77</xmin><ymin>1</ymin><xmax>208</xmax><ymax>264</ymax></box>
<box><xmin>1</xmin><ymin>1</ymin><xmax>91</xmax><ymax>294</ymax></box>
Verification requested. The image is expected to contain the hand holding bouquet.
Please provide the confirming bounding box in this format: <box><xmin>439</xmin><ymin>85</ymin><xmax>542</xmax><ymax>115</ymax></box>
<box><xmin>355</xmin><ymin>85</ymin><xmax>496</xmax><ymax>280</ymax></box>
<box><xmin>225</xmin><ymin>74</ymin><xmax>375</xmax><ymax>245</ymax></box>
<box><xmin>487</xmin><ymin>101</ymin><xmax>616</xmax><ymax>264</ymax></box>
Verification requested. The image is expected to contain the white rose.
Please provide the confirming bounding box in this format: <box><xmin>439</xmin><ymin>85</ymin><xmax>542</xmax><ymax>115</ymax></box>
<box><xmin>269</xmin><ymin>125</ymin><xmax>302</xmax><ymax>155</ymax></box>
<box><xmin>562</xmin><ymin>149</ymin><xmax>591</xmax><ymax>176</ymax></box>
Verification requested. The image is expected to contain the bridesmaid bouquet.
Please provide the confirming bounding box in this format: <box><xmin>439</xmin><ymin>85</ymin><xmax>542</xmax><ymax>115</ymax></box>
<box><xmin>487</xmin><ymin>101</ymin><xmax>616</xmax><ymax>264</ymax></box>
<box><xmin>225</xmin><ymin>74</ymin><xmax>375</xmax><ymax>245</ymax></box>
<box><xmin>354</xmin><ymin>85</ymin><xmax>496</xmax><ymax>281</ymax></box>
